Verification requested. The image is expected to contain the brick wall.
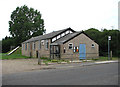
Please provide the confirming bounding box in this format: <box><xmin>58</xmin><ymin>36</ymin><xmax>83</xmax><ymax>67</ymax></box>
<box><xmin>61</xmin><ymin>33</ymin><xmax>99</xmax><ymax>59</ymax></box>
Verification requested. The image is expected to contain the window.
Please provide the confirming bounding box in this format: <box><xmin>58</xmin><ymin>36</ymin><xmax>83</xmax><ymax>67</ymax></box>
<box><xmin>33</xmin><ymin>42</ymin><xmax>36</xmax><ymax>50</ymax></box>
<box><xmin>57</xmin><ymin>35</ymin><xmax>60</xmax><ymax>39</ymax></box>
<box><xmin>41</xmin><ymin>40</ymin><xmax>44</xmax><ymax>45</ymax></box>
<box><xmin>66</xmin><ymin>30</ymin><xmax>69</xmax><ymax>34</ymax></box>
<box><xmin>45</xmin><ymin>40</ymin><xmax>49</xmax><ymax>50</ymax></box>
<box><xmin>39</xmin><ymin>41</ymin><xmax>41</xmax><ymax>50</ymax></box>
<box><xmin>63</xmin><ymin>47</ymin><xmax>66</xmax><ymax>53</ymax></box>
<box><xmin>70</xmin><ymin>31</ymin><xmax>73</xmax><ymax>33</ymax></box>
<box><xmin>28</xmin><ymin>43</ymin><xmax>30</xmax><ymax>50</ymax></box>
<box><xmin>69</xmin><ymin>43</ymin><xmax>73</xmax><ymax>49</ymax></box>
<box><xmin>52</xmin><ymin>37</ymin><xmax>56</xmax><ymax>42</ymax></box>
<box><xmin>61</xmin><ymin>33</ymin><xmax>65</xmax><ymax>37</ymax></box>
<box><xmin>91</xmin><ymin>44</ymin><xmax>95</xmax><ymax>48</ymax></box>
<box><xmin>25</xmin><ymin>43</ymin><xmax>27</xmax><ymax>50</ymax></box>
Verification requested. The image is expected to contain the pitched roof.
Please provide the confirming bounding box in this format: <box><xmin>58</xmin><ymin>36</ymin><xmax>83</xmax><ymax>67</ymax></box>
<box><xmin>51</xmin><ymin>32</ymin><xmax>81</xmax><ymax>45</ymax></box>
<box><xmin>22</xmin><ymin>28</ymin><xmax>75</xmax><ymax>43</ymax></box>
<box><xmin>51</xmin><ymin>31</ymin><xmax>98</xmax><ymax>45</ymax></box>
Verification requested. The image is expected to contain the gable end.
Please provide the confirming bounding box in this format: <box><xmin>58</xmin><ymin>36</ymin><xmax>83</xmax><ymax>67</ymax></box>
<box><xmin>63</xmin><ymin>31</ymin><xmax>98</xmax><ymax>45</ymax></box>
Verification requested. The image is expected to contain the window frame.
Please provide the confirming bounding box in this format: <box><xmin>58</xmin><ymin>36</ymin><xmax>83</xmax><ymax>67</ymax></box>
<box><xmin>68</xmin><ymin>43</ymin><xmax>73</xmax><ymax>49</ymax></box>
<box><xmin>91</xmin><ymin>43</ymin><xmax>95</xmax><ymax>48</ymax></box>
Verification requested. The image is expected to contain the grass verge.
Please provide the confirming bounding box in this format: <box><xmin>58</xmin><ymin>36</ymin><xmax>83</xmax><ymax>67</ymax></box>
<box><xmin>92</xmin><ymin>57</ymin><xmax>118</xmax><ymax>61</ymax></box>
<box><xmin>0</xmin><ymin>53</ymin><xmax>29</xmax><ymax>59</ymax></box>
<box><xmin>0</xmin><ymin>47</ymin><xmax>29</xmax><ymax>59</ymax></box>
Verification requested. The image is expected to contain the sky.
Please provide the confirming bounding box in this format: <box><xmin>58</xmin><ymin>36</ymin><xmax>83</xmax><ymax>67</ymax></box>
<box><xmin>0</xmin><ymin>0</ymin><xmax>119</xmax><ymax>40</ymax></box>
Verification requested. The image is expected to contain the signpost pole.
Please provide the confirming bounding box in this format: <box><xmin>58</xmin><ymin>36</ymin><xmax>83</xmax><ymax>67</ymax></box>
<box><xmin>108</xmin><ymin>36</ymin><xmax>111</xmax><ymax>60</ymax></box>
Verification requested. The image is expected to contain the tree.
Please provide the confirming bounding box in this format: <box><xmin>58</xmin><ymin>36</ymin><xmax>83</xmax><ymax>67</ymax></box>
<box><xmin>2</xmin><ymin>36</ymin><xmax>15</xmax><ymax>53</ymax></box>
<box><xmin>85</xmin><ymin>28</ymin><xmax>120</xmax><ymax>57</ymax></box>
<box><xmin>84</xmin><ymin>28</ymin><xmax>101</xmax><ymax>44</ymax></box>
<box><xmin>9</xmin><ymin>5</ymin><xmax>45</xmax><ymax>46</ymax></box>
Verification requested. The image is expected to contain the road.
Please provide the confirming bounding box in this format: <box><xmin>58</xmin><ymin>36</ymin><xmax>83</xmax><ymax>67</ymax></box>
<box><xmin>2</xmin><ymin>63</ymin><xmax>118</xmax><ymax>85</ymax></box>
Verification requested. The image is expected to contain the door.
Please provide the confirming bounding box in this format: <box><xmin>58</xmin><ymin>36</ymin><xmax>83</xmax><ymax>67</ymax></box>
<box><xmin>79</xmin><ymin>44</ymin><xmax>86</xmax><ymax>59</ymax></box>
<box><xmin>36</xmin><ymin>51</ymin><xmax>38</xmax><ymax>58</ymax></box>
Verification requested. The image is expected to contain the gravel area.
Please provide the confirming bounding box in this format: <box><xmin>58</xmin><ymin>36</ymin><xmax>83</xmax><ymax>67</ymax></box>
<box><xmin>2</xmin><ymin>59</ymin><xmax>54</xmax><ymax>75</ymax></box>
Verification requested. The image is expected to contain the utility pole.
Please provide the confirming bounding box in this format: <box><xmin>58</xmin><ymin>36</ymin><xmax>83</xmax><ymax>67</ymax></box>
<box><xmin>108</xmin><ymin>36</ymin><xmax>111</xmax><ymax>60</ymax></box>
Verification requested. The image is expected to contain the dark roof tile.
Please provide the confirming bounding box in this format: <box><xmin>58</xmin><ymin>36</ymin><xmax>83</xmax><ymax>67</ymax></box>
<box><xmin>22</xmin><ymin>28</ymin><xmax>75</xmax><ymax>43</ymax></box>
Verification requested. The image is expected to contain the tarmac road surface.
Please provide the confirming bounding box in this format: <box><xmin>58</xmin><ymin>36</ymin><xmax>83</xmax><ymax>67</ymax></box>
<box><xmin>2</xmin><ymin>62</ymin><xmax>118</xmax><ymax>85</ymax></box>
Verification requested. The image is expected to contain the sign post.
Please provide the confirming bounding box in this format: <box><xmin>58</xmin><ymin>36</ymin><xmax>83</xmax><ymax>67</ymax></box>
<box><xmin>108</xmin><ymin>36</ymin><xmax>111</xmax><ymax>60</ymax></box>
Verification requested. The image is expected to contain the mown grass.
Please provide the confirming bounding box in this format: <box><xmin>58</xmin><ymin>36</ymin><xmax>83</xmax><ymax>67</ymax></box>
<box><xmin>0</xmin><ymin>47</ymin><xmax>29</xmax><ymax>59</ymax></box>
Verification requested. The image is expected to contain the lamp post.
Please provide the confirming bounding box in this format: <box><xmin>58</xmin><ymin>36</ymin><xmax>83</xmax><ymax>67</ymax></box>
<box><xmin>108</xmin><ymin>36</ymin><xmax>111</xmax><ymax>60</ymax></box>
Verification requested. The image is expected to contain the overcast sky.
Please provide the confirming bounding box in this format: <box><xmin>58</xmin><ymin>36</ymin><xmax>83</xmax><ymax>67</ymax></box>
<box><xmin>0</xmin><ymin>0</ymin><xmax>119</xmax><ymax>40</ymax></box>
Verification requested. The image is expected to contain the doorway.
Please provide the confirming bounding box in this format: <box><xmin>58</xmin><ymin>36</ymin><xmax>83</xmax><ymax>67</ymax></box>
<box><xmin>36</xmin><ymin>51</ymin><xmax>39</xmax><ymax>58</ymax></box>
<box><xmin>79</xmin><ymin>44</ymin><xmax>86</xmax><ymax>59</ymax></box>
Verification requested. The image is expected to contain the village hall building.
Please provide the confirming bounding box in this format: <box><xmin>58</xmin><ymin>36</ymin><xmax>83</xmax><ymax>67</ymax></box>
<box><xmin>22</xmin><ymin>28</ymin><xmax>99</xmax><ymax>60</ymax></box>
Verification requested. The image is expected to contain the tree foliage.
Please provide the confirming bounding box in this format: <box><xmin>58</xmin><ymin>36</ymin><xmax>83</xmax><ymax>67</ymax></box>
<box><xmin>2</xmin><ymin>36</ymin><xmax>15</xmax><ymax>53</ymax></box>
<box><xmin>85</xmin><ymin>28</ymin><xmax>120</xmax><ymax>57</ymax></box>
<box><xmin>9</xmin><ymin>5</ymin><xmax>45</xmax><ymax>46</ymax></box>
